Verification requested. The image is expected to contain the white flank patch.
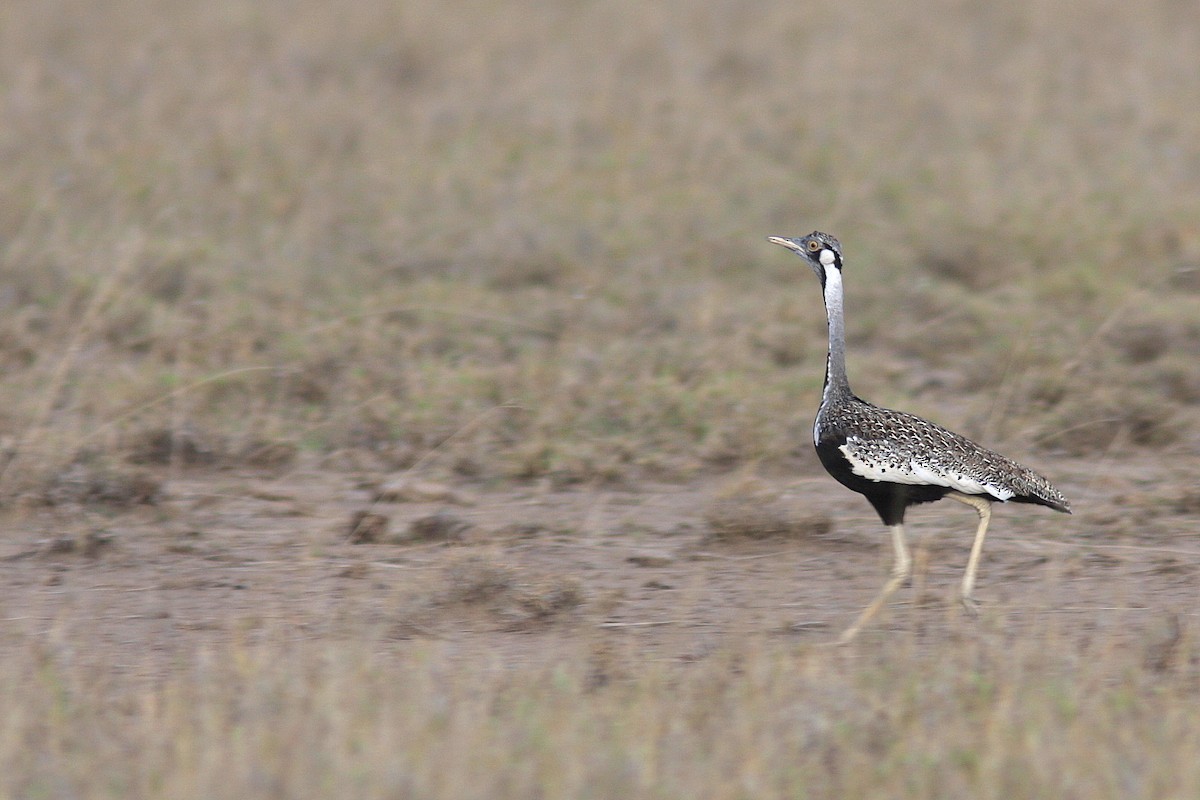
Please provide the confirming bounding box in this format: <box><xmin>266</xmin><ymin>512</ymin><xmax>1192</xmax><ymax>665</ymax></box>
<box><xmin>838</xmin><ymin>440</ymin><xmax>1015</xmax><ymax>501</ymax></box>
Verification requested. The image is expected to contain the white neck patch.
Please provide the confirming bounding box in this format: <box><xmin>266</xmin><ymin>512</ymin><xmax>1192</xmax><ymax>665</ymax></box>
<box><xmin>822</xmin><ymin>260</ymin><xmax>843</xmax><ymax>310</ymax></box>
<box><xmin>819</xmin><ymin>248</ymin><xmax>836</xmax><ymax>267</ymax></box>
<box><xmin>820</xmin><ymin>265</ymin><xmax>845</xmax><ymax>404</ymax></box>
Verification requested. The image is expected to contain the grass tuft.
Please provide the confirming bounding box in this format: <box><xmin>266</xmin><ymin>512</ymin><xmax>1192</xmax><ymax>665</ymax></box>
<box><xmin>705</xmin><ymin>475</ymin><xmax>835</xmax><ymax>541</ymax></box>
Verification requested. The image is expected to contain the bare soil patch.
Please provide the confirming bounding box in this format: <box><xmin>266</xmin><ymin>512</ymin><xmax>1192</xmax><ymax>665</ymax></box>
<box><xmin>3</xmin><ymin>451</ymin><xmax>1195</xmax><ymax>681</ymax></box>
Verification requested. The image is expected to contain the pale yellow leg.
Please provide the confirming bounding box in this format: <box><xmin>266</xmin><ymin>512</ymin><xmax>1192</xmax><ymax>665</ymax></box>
<box><xmin>838</xmin><ymin>524</ymin><xmax>911</xmax><ymax>644</ymax></box>
<box><xmin>946</xmin><ymin>492</ymin><xmax>993</xmax><ymax>615</ymax></box>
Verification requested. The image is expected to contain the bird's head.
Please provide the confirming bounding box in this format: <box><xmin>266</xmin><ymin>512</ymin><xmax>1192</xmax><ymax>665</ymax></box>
<box><xmin>766</xmin><ymin>231</ymin><xmax>842</xmax><ymax>284</ymax></box>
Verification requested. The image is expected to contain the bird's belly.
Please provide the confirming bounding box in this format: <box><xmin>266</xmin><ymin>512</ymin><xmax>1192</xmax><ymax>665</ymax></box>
<box><xmin>815</xmin><ymin>437</ymin><xmax>952</xmax><ymax>506</ymax></box>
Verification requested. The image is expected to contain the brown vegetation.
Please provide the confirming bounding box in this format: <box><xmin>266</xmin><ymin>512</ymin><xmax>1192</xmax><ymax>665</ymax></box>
<box><xmin>1</xmin><ymin>0</ymin><xmax>1199</xmax><ymax>796</ymax></box>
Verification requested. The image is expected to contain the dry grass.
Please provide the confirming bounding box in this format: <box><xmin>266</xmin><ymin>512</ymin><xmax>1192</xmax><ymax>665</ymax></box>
<box><xmin>704</xmin><ymin>474</ymin><xmax>834</xmax><ymax>540</ymax></box>
<box><xmin>2</xmin><ymin>0</ymin><xmax>1198</xmax><ymax>497</ymax></box>
<box><xmin>1</xmin><ymin>0</ymin><xmax>1200</xmax><ymax>795</ymax></box>
<box><xmin>2</xmin><ymin>617</ymin><xmax>1198</xmax><ymax>799</ymax></box>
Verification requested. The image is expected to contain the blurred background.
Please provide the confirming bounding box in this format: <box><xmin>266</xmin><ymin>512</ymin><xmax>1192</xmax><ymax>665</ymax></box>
<box><xmin>1</xmin><ymin>0</ymin><xmax>1198</xmax><ymax>493</ymax></box>
<box><xmin>3</xmin><ymin>4</ymin><xmax>1200</xmax><ymax>796</ymax></box>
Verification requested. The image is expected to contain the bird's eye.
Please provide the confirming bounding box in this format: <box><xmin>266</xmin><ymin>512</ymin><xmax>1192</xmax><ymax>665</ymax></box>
<box><xmin>807</xmin><ymin>240</ymin><xmax>821</xmax><ymax>252</ymax></box>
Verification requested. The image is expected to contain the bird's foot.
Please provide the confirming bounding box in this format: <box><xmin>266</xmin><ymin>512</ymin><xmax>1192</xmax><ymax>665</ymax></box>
<box><xmin>959</xmin><ymin>594</ymin><xmax>981</xmax><ymax>618</ymax></box>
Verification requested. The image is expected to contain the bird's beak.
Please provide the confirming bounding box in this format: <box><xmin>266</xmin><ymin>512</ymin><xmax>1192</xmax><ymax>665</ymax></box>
<box><xmin>766</xmin><ymin>236</ymin><xmax>804</xmax><ymax>254</ymax></box>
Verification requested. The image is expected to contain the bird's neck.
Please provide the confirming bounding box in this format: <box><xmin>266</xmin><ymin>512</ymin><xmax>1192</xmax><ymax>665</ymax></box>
<box><xmin>821</xmin><ymin>266</ymin><xmax>853</xmax><ymax>402</ymax></box>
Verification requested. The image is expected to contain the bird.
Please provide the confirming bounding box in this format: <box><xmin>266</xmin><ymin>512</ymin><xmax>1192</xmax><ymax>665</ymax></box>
<box><xmin>766</xmin><ymin>231</ymin><xmax>1071</xmax><ymax>643</ymax></box>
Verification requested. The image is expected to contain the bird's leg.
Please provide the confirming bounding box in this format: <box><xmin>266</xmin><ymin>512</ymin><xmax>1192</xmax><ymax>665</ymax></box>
<box><xmin>946</xmin><ymin>492</ymin><xmax>993</xmax><ymax>615</ymax></box>
<box><xmin>837</xmin><ymin>524</ymin><xmax>911</xmax><ymax>644</ymax></box>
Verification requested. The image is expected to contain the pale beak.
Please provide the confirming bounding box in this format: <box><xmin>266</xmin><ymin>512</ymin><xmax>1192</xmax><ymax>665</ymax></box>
<box><xmin>766</xmin><ymin>236</ymin><xmax>804</xmax><ymax>254</ymax></box>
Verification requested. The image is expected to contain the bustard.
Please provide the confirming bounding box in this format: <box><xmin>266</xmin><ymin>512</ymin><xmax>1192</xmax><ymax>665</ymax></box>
<box><xmin>767</xmin><ymin>231</ymin><xmax>1071</xmax><ymax>644</ymax></box>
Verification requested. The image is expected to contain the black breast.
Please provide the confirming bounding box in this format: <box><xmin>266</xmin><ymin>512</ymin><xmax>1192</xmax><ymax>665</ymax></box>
<box><xmin>815</xmin><ymin>430</ymin><xmax>952</xmax><ymax>526</ymax></box>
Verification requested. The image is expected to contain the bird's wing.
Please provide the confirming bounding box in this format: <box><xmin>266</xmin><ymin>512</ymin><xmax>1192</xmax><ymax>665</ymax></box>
<box><xmin>819</xmin><ymin>398</ymin><xmax>1069</xmax><ymax>509</ymax></box>
<box><xmin>832</xmin><ymin>401</ymin><xmax>1022</xmax><ymax>500</ymax></box>
<box><xmin>838</xmin><ymin>434</ymin><xmax>1016</xmax><ymax>500</ymax></box>
<box><xmin>840</xmin><ymin>438</ymin><xmax>1017</xmax><ymax>501</ymax></box>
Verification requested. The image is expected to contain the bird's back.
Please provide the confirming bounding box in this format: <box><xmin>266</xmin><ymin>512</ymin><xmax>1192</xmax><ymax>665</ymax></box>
<box><xmin>817</xmin><ymin>394</ymin><xmax>1071</xmax><ymax>513</ymax></box>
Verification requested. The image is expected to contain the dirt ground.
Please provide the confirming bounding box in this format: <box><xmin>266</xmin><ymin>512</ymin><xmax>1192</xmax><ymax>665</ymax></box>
<box><xmin>3</xmin><ymin>448</ymin><xmax>1196</xmax><ymax>682</ymax></box>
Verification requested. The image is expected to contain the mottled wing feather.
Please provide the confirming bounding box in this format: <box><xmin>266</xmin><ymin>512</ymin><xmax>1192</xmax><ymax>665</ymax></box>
<box><xmin>818</xmin><ymin>397</ymin><xmax>1071</xmax><ymax>512</ymax></box>
<box><xmin>839</xmin><ymin>438</ymin><xmax>1015</xmax><ymax>499</ymax></box>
